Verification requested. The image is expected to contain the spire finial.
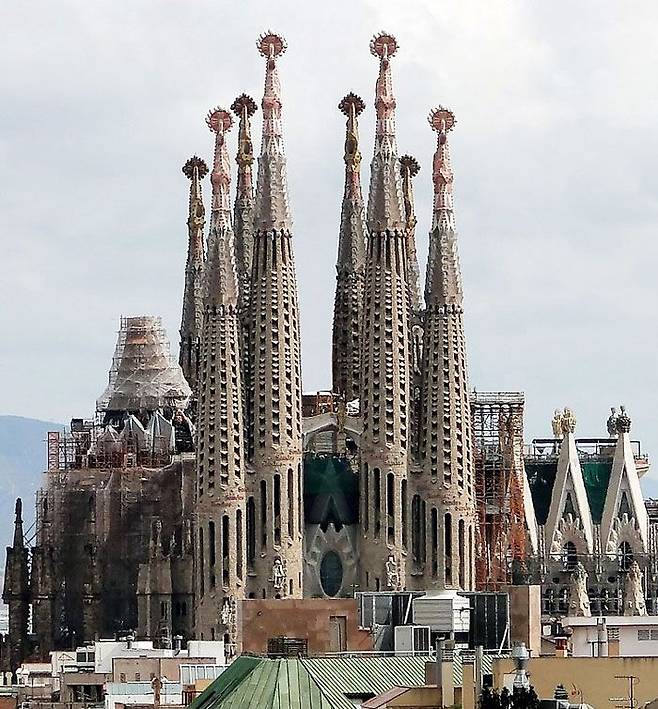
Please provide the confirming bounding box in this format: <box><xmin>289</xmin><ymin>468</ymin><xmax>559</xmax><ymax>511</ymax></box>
<box><xmin>231</xmin><ymin>95</ymin><xmax>257</xmax><ymax>164</ymax></box>
<box><xmin>257</xmin><ymin>31</ymin><xmax>287</xmax><ymax>152</ymax></box>
<box><xmin>181</xmin><ymin>156</ymin><xmax>208</xmax><ymax>259</ymax></box>
<box><xmin>206</xmin><ymin>107</ymin><xmax>234</xmax><ymax>225</ymax></box>
<box><xmin>370</xmin><ymin>32</ymin><xmax>398</xmax><ymax>149</ymax></box>
<box><xmin>399</xmin><ymin>155</ymin><xmax>422</xmax><ymax>313</ymax></box>
<box><xmin>13</xmin><ymin>498</ymin><xmax>24</xmax><ymax>548</ymax></box>
<box><xmin>182</xmin><ymin>155</ymin><xmax>209</xmax><ymax>181</ymax></box>
<box><xmin>253</xmin><ymin>31</ymin><xmax>292</xmax><ymax>231</ymax></box>
<box><xmin>339</xmin><ymin>93</ymin><xmax>366</xmax><ymax>198</ymax></box>
<box><xmin>204</xmin><ymin>107</ymin><xmax>238</xmax><ymax>308</ymax></box>
<box><xmin>429</xmin><ymin>106</ymin><xmax>457</xmax><ymax>231</ymax></box>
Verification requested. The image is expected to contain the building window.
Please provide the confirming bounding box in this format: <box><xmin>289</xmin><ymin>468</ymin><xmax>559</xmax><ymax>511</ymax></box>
<box><xmin>562</xmin><ymin>541</ymin><xmax>578</xmax><ymax>571</ymax></box>
<box><xmin>401</xmin><ymin>479</ymin><xmax>407</xmax><ymax>549</ymax></box>
<box><xmin>444</xmin><ymin>513</ymin><xmax>452</xmax><ymax>586</ymax></box>
<box><xmin>260</xmin><ymin>480</ymin><xmax>268</xmax><ymax>547</ymax></box>
<box><xmin>618</xmin><ymin>541</ymin><xmax>633</xmax><ymax>571</ymax></box>
<box><xmin>236</xmin><ymin>509</ymin><xmax>243</xmax><ymax>580</ymax></box>
<box><xmin>320</xmin><ymin>551</ymin><xmax>344</xmax><ymax>597</ymax></box>
<box><xmin>247</xmin><ymin>497</ymin><xmax>256</xmax><ymax>568</ymax></box>
<box><xmin>209</xmin><ymin>521</ymin><xmax>216</xmax><ymax>566</ymax></box>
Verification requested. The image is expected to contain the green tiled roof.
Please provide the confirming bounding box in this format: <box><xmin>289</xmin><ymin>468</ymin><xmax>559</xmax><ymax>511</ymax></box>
<box><xmin>189</xmin><ymin>655</ymin><xmax>428</xmax><ymax>709</ymax></box>
<box><xmin>525</xmin><ymin>458</ymin><xmax>613</xmax><ymax>524</ymax></box>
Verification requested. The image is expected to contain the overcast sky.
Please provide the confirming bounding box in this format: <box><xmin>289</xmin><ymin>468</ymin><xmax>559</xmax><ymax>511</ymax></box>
<box><xmin>2</xmin><ymin>1</ymin><xmax>658</xmax><ymax>492</ymax></box>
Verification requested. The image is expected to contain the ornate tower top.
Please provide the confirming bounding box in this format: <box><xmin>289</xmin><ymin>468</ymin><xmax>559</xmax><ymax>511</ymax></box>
<box><xmin>429</xmin><ymin>106</ymin><xmax>457</xmax><ymax>232</ymax></box>
<box><xmin>181</xmin><ymin>156</ymin><xmax>208</xmax><ymax>260</ymax></box>
<box><xmin>339</xmin><ymin>92</ymin><xmax>365</xmax><ymax>200</ymax></box>
<box><xmin>182</xmin><ymin>155</ymin><xmax>209</xmax><ymax>180</ymax></box>
<box><xmin>367</xmin><ymin>31</ymin><xmax>405</xmax><ymax>232</ymax></box>
<box><xmin>399</xmin><ymin>154</ymin><xmax>422</xmax><ymax>313</ymax></box>
<box><xmin>371</xmin><ymin>32</ymin><xmax>398</xmax><ymax>154</ymax></box>
<box><xmin>424</xmin><ymin>106</ymin><xmax>462</xmax><ymax>308</ymax></box>
<box><xmin>231</xmin><ymin>93</ymin><xmax>258</xmax><ymax>311</ymax></box>
<box><xmin>231</xmin><ymin>94</ymin><xmax>257</xmax><ymax>197</ymax></box>
<box><xmin>253</xmin><ymin>31</ymin><xmax>292</xmax><ymax>233</ymax></box>
<box><xmin>205</xmin><ymin>107</ymin><xmax>238</xmax><ymax>308</ymax></box>
<box><xmin>258</xmin><ymin>31</ymin><xmax>286</xmax><ymax>151</ymax></box>
<box><xmin>206</xmin><ymin>107</ymin><xmax>234</xmax><ymax>226</ymax></box>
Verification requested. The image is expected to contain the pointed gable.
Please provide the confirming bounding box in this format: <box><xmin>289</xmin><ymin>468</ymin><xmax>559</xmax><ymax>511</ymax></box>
<box><xmin>545</xmin><ymin>431</ymin><xmax>594</xmax><ymax>555</ymax></box>
<box><xmin>600</xmin><ymin>431</ymin><xmax>648</xmax><ymax>554</ymax></box>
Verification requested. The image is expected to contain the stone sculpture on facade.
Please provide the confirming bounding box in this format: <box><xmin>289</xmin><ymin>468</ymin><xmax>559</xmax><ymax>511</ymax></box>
<box><xmin>386</xmin><ymin>554</ymin><xmax>401</xmax><ymax>591</ymax></box>
<box><xmin>568</xmin><ymin>562</ymin><xmax>591</xmax><ymax>617</ymax></box>
<box><xmin>271</xmin><ymin>558</ymin><xmax>287</xmax><ymax>592</ymax></box>
<box><xmin>623</xmin><ymin>561</ymin><xmax>647</xmax><ymax>616</ymax></box>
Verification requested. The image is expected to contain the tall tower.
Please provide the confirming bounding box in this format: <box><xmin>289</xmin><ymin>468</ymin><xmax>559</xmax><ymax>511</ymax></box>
<box><xmin>195</xmin><ymin>107</ymin><xmax>246</xmax><ymax>647</ymax></box>
<box><xmin>359</xmin><ymin>32</ymin><xmax>411</xmax><ymax>592</ymax></box>
<box><xmin>332</xmin><ymin>93</ymin><xmax>367</xmax><ymax>402</ymax></box>
<box><xmin>231</xmin><ymin>93</ymin><xmax>258</xmax><ymax>315</ymax></box>
<box><xmin>399</xmin><ymin>155</ymin><xmax>424</xmax><ymax>459</ymax></box>
<box><xmin>231</xmin><ymin>94</ymin><xmax>258</xmax><ymax>428</ymax></box>
<box><xmin>247</xmin><ymin>32</ymin><xmax>304</xmax><ymax>599</ymax></box>
<box><xmin>179</xmin><ymin>156</ymin><xmax>208</xmax><ymax>397</ymax></box>
<box><xmin>399</xmin><ymin>155</ymin><xmax>422</xmax><ymax>317</ymax></box>
<box><xmin>2</xmin><ymin>499</ymin><xmax>30</xmax><ymax>673</ymax></box>
<box><xmin>412</xmin><ymin>108</ymin><xmax>476</xmax><ymax>590</ymax></box>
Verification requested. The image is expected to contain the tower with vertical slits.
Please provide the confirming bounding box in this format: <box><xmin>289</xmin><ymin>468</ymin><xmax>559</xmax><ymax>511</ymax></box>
<box><xmin>246</xmin><ymin>32</ymin><xmax>304</xmax><ymax>599</ymax></box>
<box><xmin>412</xmin><ymin>108</ymin><xmax>476</xmax><ymax>591</ymax></box>
<box><xmin>195</xmin><ymin>107</ymin><xmax>246</xmax><ymax>648</ymax></box>
<box><xmin>359</xmin><ymin>32</ymin><xmax>412</xmax><ymax>591</ymax></box>
<box><xmin>332</xmin><ymin>93</ymin><xmax>367</xmax><ymax>403</ymax></box>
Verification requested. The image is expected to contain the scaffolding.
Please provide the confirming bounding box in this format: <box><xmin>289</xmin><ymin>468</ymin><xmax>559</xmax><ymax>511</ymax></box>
<box><xmin>471</xmin><ymin>391</ymin><xmax>527</xmax><ymax>590</ymax></box>
<box><xmin>97</xmin><ymin>316</ymin><xmax>191</xmax><ymax>415</ymax></box>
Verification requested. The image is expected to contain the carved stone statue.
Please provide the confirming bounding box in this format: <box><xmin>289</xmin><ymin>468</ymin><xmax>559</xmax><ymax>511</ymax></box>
<box><xmin>386</xmin><ymin>554</ymin><xmax>401</xmax><ymax>590</ymax></box>
<box><xmin>220</xmin><ymin>597</ymin><xmax>232</xmax><ymax>626</ymax></box>
<box><xmin>623</xmin><ymin>560</ymin><xmax>647</xmax><ymax>616</ymax></box>
<box><xmin>271</xmin><ymin>557</ymin><xmax>287</xmax><ymax>592</ymax></box>
<box><xmin>607</xmin><ymin>407</ymin><xmax>618</xmax><ymax>437</ymax></box>
<box><xmin>560</xmin><ymin>408</ymin><xmax>577</xmax><ymax>435</ymax></box>
<box><xmin>551</xmin><ymin>410</ymin><xmax>562</xmax><ymax>437</ymax></box>
<box><xmin>568</xmin><ymin>562</ymin><xmax>591</xmax><ymax>617</ymax></box>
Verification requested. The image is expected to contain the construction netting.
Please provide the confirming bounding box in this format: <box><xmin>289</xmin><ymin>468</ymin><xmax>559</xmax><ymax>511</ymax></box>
<box><xmin>97</xmin><ymin>316</ymin><xmax>191</xmax><ymax>413</ymax></box>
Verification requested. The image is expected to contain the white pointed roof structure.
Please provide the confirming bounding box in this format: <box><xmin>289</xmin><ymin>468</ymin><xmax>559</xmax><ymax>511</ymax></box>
<box><xmin>521</xmin><ymin>469</ymin><xmax>539</xmax><ymax>555</ymax></box>
<box><xmin>545</xmin><ymin>411</ymin><xmax>594</xmax><ymax>555</ymax></box>
<box><xmin>600</xmin><ymin>408</ymin><xmax>648</xmax><ymax>554</ymax></box>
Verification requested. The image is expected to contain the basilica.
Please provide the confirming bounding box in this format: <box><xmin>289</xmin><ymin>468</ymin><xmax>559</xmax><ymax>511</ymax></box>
<box><xmin>3</xmin><ymin>31</ymin><xmax>655</xmax><ymax>670</ymax></box>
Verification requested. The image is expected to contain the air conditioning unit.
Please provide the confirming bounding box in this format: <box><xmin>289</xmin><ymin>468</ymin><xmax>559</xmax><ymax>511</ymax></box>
<box><xmin>394</xmin><ymin>625</ymin><xmax>431</xmax><ymax>654</ymax></box>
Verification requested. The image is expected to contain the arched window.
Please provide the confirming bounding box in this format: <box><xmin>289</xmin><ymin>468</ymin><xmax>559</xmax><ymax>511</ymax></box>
<box><xmin>320</xmin><ymin>551</ymin><xmax>343</xmax><ymax>597</ymax></box>
<box><xmin>562</xmin><ymin>541</ymin><xmax>577</xmax><ymax>571</ymax></box>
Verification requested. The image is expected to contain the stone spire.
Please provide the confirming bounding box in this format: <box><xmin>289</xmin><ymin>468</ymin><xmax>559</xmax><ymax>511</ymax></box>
<box><xmin>247</xmin><ymin>32</ymin><xmax>303</xmax><ymax>599</ymax></box>
<box><xmin>194</xmin><ymin>107</ymin><xmax>246</xmax><ymax>646</ymax></box>
<box><xmin>2</xmin><ymin>499</ymin><xmax>30</xmax><ymax>673</ymax></box>
<box><xmin>179</xmin><ymin>156</ymin><xmax>208</xmax><ymax>397</ymax></box>
<box><xmin>359</xmin><ymin>32</ymin><xmax>412</xmax><ymax>591</ymax></box>
<box><xmin>399</xmin><ymin>155</ymin><xmax>424</xmax><ymax>459</ymax></box>
<box><xmin>413</xmin><ymin>108</ymin><xmax>476</xmax><ymax>590</ymax></box>
<box><xmin>332</xmin><ymin>93</ymin><xmax>367</xmax><ymax>402</ymax></box>
<box><xmin>399</xmin><ymin>155</ymin><xmax>422</xmax><ymax>314</ymax></box>
<box><xmin>231</xmin><ymin>93</ymin><xmax>258</xmax><ymax>309</ymax></box>
<box><xmin>253</xmin><ymin>32</ymin><xmax>292</xmax><ymax>232</ymax></box>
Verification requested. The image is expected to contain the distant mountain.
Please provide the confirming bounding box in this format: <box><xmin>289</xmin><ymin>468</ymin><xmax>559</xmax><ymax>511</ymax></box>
<box><xmin>0</xmin><ymin>415</ymin><xmax>62</xmax><ymax>554</ymax></box>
